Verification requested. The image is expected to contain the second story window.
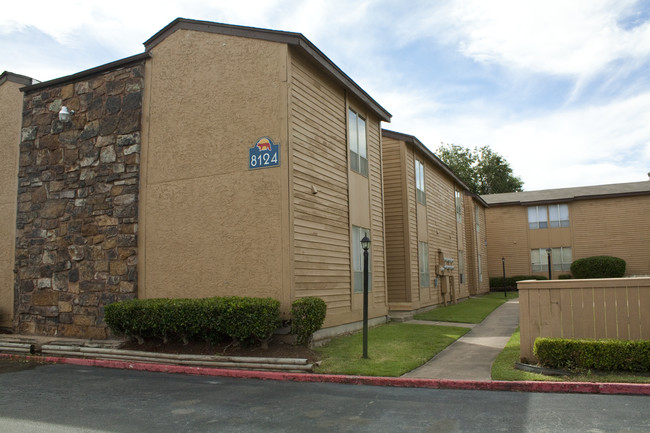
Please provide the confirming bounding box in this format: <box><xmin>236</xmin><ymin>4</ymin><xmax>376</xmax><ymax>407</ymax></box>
<box><xmin>528</xmin><ymin>204</ymin><xmax>569</xmax><ymax>229</ymax></box>
<box><xmin>349</xmin><ymin>109</ymin><xmax>367</xmax><ymax>176</ymax></box>
<box><xmin>528</xmin><ymin>205</ymin><xmax>548</xmax><ymax>229</ymax></box>
<box><xmin>455</xmin><ymin>190</ymin><xmax>463</xmax><ymax>223</ymax></box>
<box><xmin>415</xmin><ymin>159</ymin><xmax>426</xmax><ymax>204</ymax></box>
<box><xmin>549</xmin><ymin>204</ymin><xmax>570</xmax><ymax>228</ymax></box>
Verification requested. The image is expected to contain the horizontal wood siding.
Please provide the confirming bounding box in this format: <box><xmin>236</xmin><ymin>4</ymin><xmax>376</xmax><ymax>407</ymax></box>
<box><xmin>405</xmin><ymin>147</ymin><xmax>420</xmax><ymax>303</ymax></box>
<box><xmin>290</xmin><ymin>54</ymin><xmax>351</xmax><ymax>311</ymax></box>
<box><xmin>424</xmin><ymin>153</ymin><xmax>461</xmax><ymax>305</ymax></box>
<box><xmin>382</xmin><ymin>138</ymin><xmax>408</xmax><ymax>302</ymax></box>
<box><xmin>485</xmin><ymin>206</ymin><xmax>530</xmax><ymax>277</ymax></box>
<box><xmin>571</xmin><ymin>196</ymin><xmax>650</xmax><ymax>276</ymax></box>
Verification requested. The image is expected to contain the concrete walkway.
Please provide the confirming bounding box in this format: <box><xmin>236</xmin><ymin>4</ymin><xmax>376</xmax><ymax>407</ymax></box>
<box><xmin>402</xmin><ymin>298</ymin><xmax>519</xmax><ymax>381</ymax></box>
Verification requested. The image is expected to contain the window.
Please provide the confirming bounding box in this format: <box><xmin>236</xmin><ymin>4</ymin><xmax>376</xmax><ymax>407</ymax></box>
<box><xmin>455</xmin><ymin>190</ymin><xmax>463</xmax><ymax>223</ymax></box>
<box><xmin>475</xmin><ymin>204</ymin><xmax>480</xmax><ymax>232</ymax></box>
<box><xmin>478</xmin><ymin>254</ymin><xmax>483</xmax><ymax>282</ymax></box>
<box><xmin>352</xmin><ymin>226</ymin><xmax>371</xmax><ymax>292</ymax></box>
<box><xmin>527</xmin><ymin>206</ymin><xmax>548</xmax><ymax>229</ymax></box>
<box><xmin>552</xmin><ymin>247</ymin><xmax>572</xmax><ymax>271</ymax></box>
<box><xmin>531</xmin><ymin>247</ymin><xmax>572</xmax><ymax>272</ymax></box>
<box><xmin>549</xmin><ymin>204</ymin><xmax>570</xmax><ymax>228</ymax></box>
<box><xmin>349</xmin><ymin>109</ymin><xmax>367</xmax><ymax>176</ymax></box>
<box><xmin>418</xmin><ymin>242</ymin><xmax>430</xmax><ymax>288</ymax></box>
<box><xmin>530</xmin><ymin>248</ymin><xmax>549</xmax><ymax>272</ymax></box>
<box><xmin>458</xmin><ymin>250</ymin><xmax>465</xmax><ymax>284</ymax></box>
<box><xmin>415</xmin><ymin>159</ymin><xmax>426</xmax><ymax>204</ymax></box>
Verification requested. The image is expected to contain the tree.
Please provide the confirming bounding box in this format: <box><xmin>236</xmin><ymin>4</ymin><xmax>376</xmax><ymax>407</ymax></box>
<box><xmin>436</xmin><ymin>144</ymin><xmax>524</xmax><ymax>195</ymax></box>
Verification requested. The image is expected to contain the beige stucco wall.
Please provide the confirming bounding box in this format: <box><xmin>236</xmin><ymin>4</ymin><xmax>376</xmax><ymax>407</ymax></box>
<box><xmin>0</xmin><ymin>79</ymin><xmax>23</xmax><ymax>327</ymax></box>
<box><xmin>139</xmin><ymin>29</ymin><xmax>291</xmax><ymax>310</ymax></box>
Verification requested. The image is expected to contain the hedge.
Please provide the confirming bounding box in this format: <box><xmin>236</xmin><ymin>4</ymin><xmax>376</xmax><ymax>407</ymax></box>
<box><xmin>570</xmin><ymin>255</ymin><xmax>626</xmax><ymax>279</ymax></box>
<box><xmin>534</xmin><ymin>338</ymin><xmax>650</xmax><ymax>372</ymax></box>
<box><xmin>290</xmin><ymin>297</ymin><xmax>327</xmax><ymax>346</ymax></box>
<box><xmin>489</xmin><ymin>275</ymin><xmax>547</xmax><ymax>291</ymax></box>
<box><xmin>104</xmin><ymin>296</ymin><xmax>280</xmax><ymax>346</ymax></box>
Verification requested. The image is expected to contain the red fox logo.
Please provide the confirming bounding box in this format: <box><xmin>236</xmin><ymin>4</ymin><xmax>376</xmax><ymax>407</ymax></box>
<box><xmin>257</xmin><ymin>141</ymin><xmax>272</xmax><ymax>151</ymax></box>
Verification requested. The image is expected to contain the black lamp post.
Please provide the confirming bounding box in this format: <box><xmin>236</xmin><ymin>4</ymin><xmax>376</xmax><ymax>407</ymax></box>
<box><xmin>361</xmin><ymin>234</ymin><xmax>371</xmax><ymax>359</ymax></box>
<box><xmin>546</xmin><ymin>248</ymin><xmax>552</xmax><ymax>280</ymax></box>
<box><xmin>502</xmin><ymin>257</ymin><xmax>507</xmax><ymax>298</ymax></box>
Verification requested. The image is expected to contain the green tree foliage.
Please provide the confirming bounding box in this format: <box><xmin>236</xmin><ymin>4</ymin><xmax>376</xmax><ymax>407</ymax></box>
<box><xmin>436</xmin><ymin>144</ymin><xmax>524</xmax><ymax>194</ymax></box>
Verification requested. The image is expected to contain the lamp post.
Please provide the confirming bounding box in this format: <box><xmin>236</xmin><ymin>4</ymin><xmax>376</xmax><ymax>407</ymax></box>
<box><xmin>502</xmin><ymin>257</ymin><xmax>507</xmax><ymax>298</ymax></box>
<box><xmin>546</xmin><ymin>248</ymin><xmax>552</xmax><ymax>280</ymax></box>
<box><xmin>361</xmin><ymin>234</ymin><xmax>371</xmax><ymax>359</ymax></box>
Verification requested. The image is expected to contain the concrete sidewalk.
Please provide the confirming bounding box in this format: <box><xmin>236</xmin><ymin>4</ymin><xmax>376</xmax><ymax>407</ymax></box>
<box><xmin>402</xmin><ymin>298</ymin><xmax>520</xmax><ymax>381</ymax></box>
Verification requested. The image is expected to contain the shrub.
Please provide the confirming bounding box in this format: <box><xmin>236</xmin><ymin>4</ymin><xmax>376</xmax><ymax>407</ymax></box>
<box><xmin>104</xmin><ymin>296</ymin><xmax>280</xmax><ymax>347</ymax></box>
<box><xmin>570</xmin><ymin>256</ymin><xmax>626</xmax><ymax>279</ymax></box>
<box><xmin>558</xmin><ymin>274</ymin><xmax>572</xmax><ymax>279</ymax></box>
<box><xmin>489</xmin><ymin>275</ymin><xmax>547</xmax><ymax>291</ymax></box>
<box><xmin>291</xmin><ymin>297</ymin><xmax>327</xmax><ymax>346</ymax></box>
<box><xmin>534</xmin><ymin>338</ymin><xmax>650</xmax><ymax>372</ymax></box>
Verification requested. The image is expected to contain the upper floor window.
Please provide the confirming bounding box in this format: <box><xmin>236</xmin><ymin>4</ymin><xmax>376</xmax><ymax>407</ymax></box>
<box><xmin>349</xmin><ymin>109</ymin><xmax>368</xmax><ymax>176</ymax></box>
<box><xmin>475</xmin><ymin>204</ymin><xmax>480</xmax><ymax>232</ymax></box>
<box><xmin>527</xmin><ymin>206</ymin><xmax>548</xmax><ymax>229</ymax></box>
<box><xmin>549</xmin><ymin>204</ymin><xmax>570</xmax><ymax>228</ymax></box>
<box><xmin>415</xmin><ymin>159</ymin><xmax>426</xmax><ymax>204</ymax></box>
<box><xmin>528</xmin><ymin>204</ymin><xmax>569</xmax><ymax>229</ymax></box>
<box><xmin>455</xmin><ymin>190</ymin><xmax>463</xmax><ymax>223</ymax></box>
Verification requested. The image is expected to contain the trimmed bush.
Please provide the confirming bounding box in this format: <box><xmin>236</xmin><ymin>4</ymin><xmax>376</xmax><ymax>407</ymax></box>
<box><xmin>104</xmin><ymin>296</ymin><xmax>280</xmax><ymax>347</ymax></box>
<box><xmin>570</xmin><ymin>256</ymin><xmax>626</xmax><ymax>279</ymax></box>
<box><xmin>558</xmin><ymin>274</ymin><xmax>572</xmax><ymax>279</ymax></box>
<box><xmin>534</xmin><ymin>338</ymin><xmax>650</xmax><ymax>372</ymax></box>
<box><xmin>489</xmin><ymin>275</ymin><xmax>547</xmax><ymax>291</ymax></box>
<box><xmin>291</xmin><ymin>297</ymin><xmax>327</xmax><ymax>346</ymax></box>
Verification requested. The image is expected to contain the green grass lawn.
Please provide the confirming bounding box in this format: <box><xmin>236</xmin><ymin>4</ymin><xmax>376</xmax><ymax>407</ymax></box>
<box><xmin>414</xmin><ymin>291</ymin><xmax>518</xmax><ymax>323</ymax></box>
<box><xmin>491</xmin><ymin>328</ymin><xmax>650</xmax><ymax>383</ymax></box>
<box><xmin>315</xmin><ymin>323</ymin><xmax>469</xmax><ymax>377</ymax></box>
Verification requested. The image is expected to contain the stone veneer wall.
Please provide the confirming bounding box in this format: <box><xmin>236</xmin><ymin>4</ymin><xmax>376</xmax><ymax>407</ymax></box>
<box><xmin>14</xmin><ymin>62</ymin><xmax>145</xmax><ymax>338</ymax></box>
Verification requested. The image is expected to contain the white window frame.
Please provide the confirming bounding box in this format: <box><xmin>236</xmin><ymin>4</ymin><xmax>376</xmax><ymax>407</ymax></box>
<box><xmin>528</xmin><ymin>206</ymin><xmax>548</xmax><ymax>229</ymax></box>
<box><xmin>352</xmin><ymin>226</ymin><xmax>371</xmax><ymax>293</ymax></box>
<box><xmin>349</xmin><ymin>109</ymin><xmax>368</xmax><ymax>177</ymax></box>
<box><xmin>478</xmin><ymin>254</ymin><xmax>483</xmax><ymax>282</ymax></box>
<box><xmin>549</xmin><ymin>204</ymin><xmax>570</xmax><ymax>228</ymax></box>
<box><xmin>455</xmin><ymin>190</ymin><xmax>463</xmax><ymax>223</ymax></box>
<box><xmin>418</xmin><ymin>241</ymin><xmax>430</xmax><ymax>288</ymax></box>
<box><xmin>552</xmin><ymin>247</ymin><xmax>572</xmax><ymax>271</ymax></box>
<box><xmin>475</xmin><ymin>204</ymin><xmax>480</xmax><ymax>232</ymax></box>
<box><xmin>415</xmin><ymin>159</ymin><xmax>426</xmax><ymax>204</ymax></box>
<box><xmin>530</xmin><ymin>248</ymin><xmax>549</xmax><ymax>273</ymax></box>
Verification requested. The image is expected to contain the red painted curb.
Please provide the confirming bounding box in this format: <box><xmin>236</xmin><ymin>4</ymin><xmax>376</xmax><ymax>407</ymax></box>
<box><xmin>2</xmin><ymin>353</ymin><xmax>649</xmax><ymax>396</ymax></box>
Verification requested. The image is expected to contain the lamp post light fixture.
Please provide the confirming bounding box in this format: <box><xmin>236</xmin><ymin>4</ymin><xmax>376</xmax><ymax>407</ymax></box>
<box><xmin>58</xmin><ymin>106</ymin><xmax>74</xmax><ymax>123</ymax></box>
<box><xmin>361</xmin><ymin>234</ymin><xmax>371</xmax><ymax>359</ymax></box>
<box><xmin>546</xmin><ymin>248</ymin><xmax>552</xmax><ymax>280</ymax></box>
<box><xmin>502</xmin><ymin>257</ymin><xmax>507</xmax><ymax>298</ymax></box>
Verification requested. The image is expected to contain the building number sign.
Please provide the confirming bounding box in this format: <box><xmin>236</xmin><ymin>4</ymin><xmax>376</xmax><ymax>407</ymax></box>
<box><xmin>249</xmin><ymin>137</ymin><xmax>280</xmax><ymax>169</ymax></box>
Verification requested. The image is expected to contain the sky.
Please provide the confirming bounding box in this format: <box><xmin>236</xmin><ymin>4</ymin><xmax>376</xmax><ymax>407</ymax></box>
<box><xmin>2</xmin><ymin>0</ymin><xmax>650</xmax><ymax>191</ymax></box>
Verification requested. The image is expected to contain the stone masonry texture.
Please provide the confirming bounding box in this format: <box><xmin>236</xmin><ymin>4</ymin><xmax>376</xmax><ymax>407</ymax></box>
<box><xmin>14</xmin><ymin>62</ymin><xmax>145</xmax><ymax>339</ymax></box>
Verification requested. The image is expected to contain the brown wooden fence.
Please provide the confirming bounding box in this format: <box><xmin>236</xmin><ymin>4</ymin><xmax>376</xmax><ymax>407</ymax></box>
<box><xmin>517</xmin><ymin>278</ymin><xmax>650</xmax><ymax>361</ymax></box>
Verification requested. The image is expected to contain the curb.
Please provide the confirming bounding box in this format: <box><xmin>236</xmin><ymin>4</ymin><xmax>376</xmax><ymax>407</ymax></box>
<box><xmin>2</xmin><ymin>353</ymin><xmax>648</xmax><ymax>396</ymax></box>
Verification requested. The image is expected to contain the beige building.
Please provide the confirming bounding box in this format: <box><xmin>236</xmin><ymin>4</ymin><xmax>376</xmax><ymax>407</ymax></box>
<box><xmin>482</xmin><ymin>181</ymin><xmax>650</xmax><ymax>279</ymax></box>
<box><xmin>381</xmin><ymin>130</ymin><xmax>489</xmax><ymax>317</ymax></box>
<box><xmin>2</xmin><ymin>18</ymin><xmax>393</xmax><ymax>338</ymax></box>
<box><xmin>0</xmin><ymin>72</ymin><xmax>36</xmax><ymax>328</ymax></box>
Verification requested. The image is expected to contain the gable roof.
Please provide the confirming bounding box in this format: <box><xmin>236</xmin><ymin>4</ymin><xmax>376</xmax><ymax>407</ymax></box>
<box><xmin>0</xmin><ymin>71</ymin><xmax>35</xmax><ymax>87</ymax></box>
<box><xmin>481</xmin><ymin>180</ymin><xmax>650</xmax><ymax>206</ymax></box>
<box><xmin>382</xmin><ymin>129</ymin><xmax>489</xmax><ymax>207</ymax></box>
<box><xmin>144</xmin><ymin>18</ymin><xmax>391</xmax><ymax>122</ymax></box>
